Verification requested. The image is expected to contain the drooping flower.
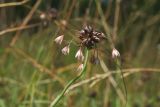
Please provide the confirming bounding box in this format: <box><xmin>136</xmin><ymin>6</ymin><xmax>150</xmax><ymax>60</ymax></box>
<box><xmin>75</xmin><ymin>48</ymin><xmax>84</xmax><ymax>61</ymax></box>
<box><xmin>112</xmin><ymin>48</ymin><xmax>120</xmax><ymax>58</ymax></box>
<box><xmin>77</xmin><ymin>64</ymin><xmax>84</xmax><ymax>71</ymax></box>
<box><xmin>54</xmin><ymin>35</ymin><xmax>64</xmax><ymax>45</ymax></box>
<box><xmin>40</xmin><ymin>13</ymin><xmax>46</xmax><ymax>20</ymax></box>
<box><xmin>61</xmin><ymin>45</ymin><xmax>70</xmax><ymax>55</ymax></box>
<box><xmin>90</xmin><ymin>55</ymin><xmax>100</xmax><ymax>64</ymax></box>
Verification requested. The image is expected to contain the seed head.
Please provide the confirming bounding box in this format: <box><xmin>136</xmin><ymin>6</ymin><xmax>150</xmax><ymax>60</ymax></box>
<box><xmin>61</xmin><ymin>45</ymin><xmax>70</xmax><ymax>55</ymax></box>
<box><xmin>75</xmin><ymin>48</ymin><xmax>84</xmax><ymax>61</ymax></box>
<box><xmin>54</xmin><ymin>35</ymin><xmax>64</xmax><ymax>45</ymax></box>
<box><xmin>112</xmin><ymin>48</ymin><xmax>120</xmax><ymax>58</ymax></box>
<box><xmin>77</xmin><ymin>64</ymin><xmax>84</xmax><ymax>71</ymax></box>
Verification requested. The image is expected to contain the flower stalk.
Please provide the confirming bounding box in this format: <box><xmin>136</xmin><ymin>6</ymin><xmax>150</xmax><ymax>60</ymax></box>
<box><xmin>50</xmin><ymin>49</ymin><xmax>89</xmax><ymax>107</ymax></box>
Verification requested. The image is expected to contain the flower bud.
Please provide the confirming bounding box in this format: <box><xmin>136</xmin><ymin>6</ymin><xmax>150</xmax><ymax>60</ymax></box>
<box><xmin>90</xmin><ymin>55</ymin><xmax>99</xmax><ymax>64</ymax></box>
<box><xmin>40</xmin><ymin>13</ymin><xmax>46</xmax><ymax>20</ymax></box>
<box><xmin>61</xmin><ymin>45</ymin><xmax>70</xmax><ymax>55</ymax></box>
<box><xmin>77</xmin><ymin>64</ymin><xmax>84</xmax><ymax>71</ymax></box>
<box><xmin>112</xmin><ymin>48</ymin><xmax>120</xmax><ymax>58</ymax></box>
<box><xmin>54</xmin><ymin>35</ymin><xmax>64</xmax><ymax>45</ymax></box>
<box><xmin>75</xmin><ymin>48</ymin><xmax>84</xmax><ymax>61</ymax></box>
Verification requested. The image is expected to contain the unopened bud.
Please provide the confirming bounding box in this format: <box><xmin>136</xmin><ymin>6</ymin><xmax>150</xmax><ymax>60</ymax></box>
<box><xmin>61</xmin><ymin>45</ymin><xmax>70</xmax><ymax>55</ymax></box>
<box><xmin>54</xmin><ymin>35</ymin><xmax>64</xmax><ymax>45</ymax></box>
<box><xmin>77</xmin><ymin>64</ymin><xmax>84</xmax><ymax>71</ymax></box>
<box><xmin>75</xmin><ymin>48</ymin><xmax>84</xmax><ymax>61</ymax></box>
<box><xmin>112</xmin><ymin>48</ymin><xmax>120</xmax><ymax>58</ymax></box>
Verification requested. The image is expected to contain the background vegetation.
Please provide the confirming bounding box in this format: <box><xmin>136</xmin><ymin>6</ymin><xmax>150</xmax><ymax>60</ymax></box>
<box><xmin>0</xmin><ymin>0</ymin><xmax>160</xmax><ymax>107</ymax></box>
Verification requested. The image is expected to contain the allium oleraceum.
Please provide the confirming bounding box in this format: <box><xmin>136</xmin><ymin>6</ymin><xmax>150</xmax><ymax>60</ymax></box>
<box><xmin>54</xmin><ymin>25</ymin><xmax>120</xmax><ymax>70</ymax></box>
<box><xmin>52</xmin><ymin>25</ymin><xmax>122</xmax><ymax>107</ymax></box>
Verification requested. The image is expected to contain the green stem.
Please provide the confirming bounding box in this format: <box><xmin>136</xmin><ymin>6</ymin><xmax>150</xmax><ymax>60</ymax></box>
<box><xmin>116</xmin><ymin>59</ymin><xmax>127</xmax><ymax>106</ymax></box>
<box><xmin>50</xmin><ymin>50</ymin><xmax>89</xmax><ymax>107</ymax></box>
<box><xmin>95</xmin><ymin>0</ymin><xmax>115</xmax><ymax>49</ymax></box>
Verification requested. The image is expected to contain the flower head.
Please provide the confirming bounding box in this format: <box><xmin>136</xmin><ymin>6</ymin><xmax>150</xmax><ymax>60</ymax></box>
<box><xmin>78</xmin><ymin>25</ymin><xmax>106</xmax><ymax>49</ymax></box>
<box><xmin>54</xmin><ymin>35</ymin><xmax>64</xmax><ymax>45</ymax></box>
<box><xmin>61</xmin><ymin>45</ymin><xmax>70</xmax><ymax>55</ymax></box>
<box><xmin>77</xmin><ymin>64</ymin><xmax>84</xmax><ymax>71</ymax></box>
<box><xmin>75</xmin><ymin>48</ymin><xmax>84</xmax><ymax>61</ymax></box>
<box><xmin>112</xmin><ymin>48</ymin><xmax>120</xmax><ymax>58</ymax></box>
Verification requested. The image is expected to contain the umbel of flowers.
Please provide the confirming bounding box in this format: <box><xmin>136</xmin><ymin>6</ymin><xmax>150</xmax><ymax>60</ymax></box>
<box><xmin>54</xmin><ymin>25</ymin><xmax>120</xmax><ymax>71</ymax></box>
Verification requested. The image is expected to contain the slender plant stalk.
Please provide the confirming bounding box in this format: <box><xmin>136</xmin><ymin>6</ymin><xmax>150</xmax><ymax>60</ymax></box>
<box><xmin>0</xmin><ymin>0</ymin><xmax>29</xmax><ymax>8</ymax></box>
<box><xmin>50</xmin><ymin>50</ymin><xmax>89</xmax><ymax>107</ymax></box>
<box><xmin>95</xmin><ymin>0</ymin><xmax>114</xmax><ymax>49</ymax></box>
<box><xmin>116</xmin><ymin>59</ymin><xmax>127</xmax><ymax>106</ymax></box>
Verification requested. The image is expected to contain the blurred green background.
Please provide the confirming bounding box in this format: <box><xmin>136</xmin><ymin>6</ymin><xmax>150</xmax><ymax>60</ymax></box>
<box><xmin>0</xmin><ymin>0</ymin><xmax>160</xmax><ymax>107</ymax></box>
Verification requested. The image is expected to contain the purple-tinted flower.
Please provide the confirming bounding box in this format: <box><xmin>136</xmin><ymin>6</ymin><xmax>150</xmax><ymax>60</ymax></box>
<box><xmin>61</xmin><ymin>45</ymin><xmax>70</xmax><ymax>55</ymax></box>
<box><xmin>77</xmin><ymin>64</ymin><xmax>84</xmax><ymax>71</ymax></box>
<box><xmin>112</xmin><ymin>48</ymin><xmax>120</xmax><ymax>58</ymax></box>
<box><xmin>75</xmin><ymin>48</ymin><xmax>84</xmax><ymax>61</ymax></box>
<box><xmin>54</xmin><ymin>35</ymin><xmax>64</xmax><ymax>45</ymax></box>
